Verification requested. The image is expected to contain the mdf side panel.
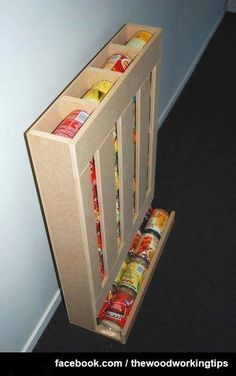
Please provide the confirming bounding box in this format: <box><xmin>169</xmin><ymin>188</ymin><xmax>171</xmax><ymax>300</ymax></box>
<box><xmin>27</xmin><ymin>133</ymin><xmax>96</xmax><ymax>330</ymax></box>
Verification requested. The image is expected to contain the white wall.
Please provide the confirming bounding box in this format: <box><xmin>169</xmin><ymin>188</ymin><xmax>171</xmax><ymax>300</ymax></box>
<box><xmin>0</xmin><ymin>0</ymin><xmax>225</xmax><ymax>351</ymax></box>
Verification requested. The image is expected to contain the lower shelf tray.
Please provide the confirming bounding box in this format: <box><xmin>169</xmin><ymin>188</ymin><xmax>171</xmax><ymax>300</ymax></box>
<box><xmin>94</xmin><ymin>210</ymin><xmax>175</xmax><ymax>344</ymax></box>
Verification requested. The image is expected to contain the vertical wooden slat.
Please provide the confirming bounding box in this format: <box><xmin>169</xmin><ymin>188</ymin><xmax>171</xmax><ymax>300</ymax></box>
<box><xmin>136</xmin><ymin>75</ymin><xmax>151</xmax><ymax>213</ymax></box>
<box><xmin>117</xmin><ymin>101</ymin><xmax>134</xmax><ymax>241</ymax></box>
<box><xmin>77</xmin><ymin>163</ymin><xmax>103</xmax><ymax>298</ymax></box>
<box><xmin>147</xmin><ymin>65</ymin><xmax>159</xmax><ymax>195</ymax></box>
<box><xmin>94</xmin><ymin>130</ymin><xmax>118</xmax><ymax>274</ymax></box>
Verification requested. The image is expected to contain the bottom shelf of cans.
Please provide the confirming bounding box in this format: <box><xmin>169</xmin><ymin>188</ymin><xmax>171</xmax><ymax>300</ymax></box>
<box><xmin>95</xmin><ymin>208</ymin><xmax>175</xmax><ymax>344</ymax></box>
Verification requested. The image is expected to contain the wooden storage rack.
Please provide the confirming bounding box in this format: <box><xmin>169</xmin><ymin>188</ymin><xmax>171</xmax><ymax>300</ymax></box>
<box><xmin>26</xmin><ymin>23</ymin><xmax>175</xmax><ymax>344</ymax></box>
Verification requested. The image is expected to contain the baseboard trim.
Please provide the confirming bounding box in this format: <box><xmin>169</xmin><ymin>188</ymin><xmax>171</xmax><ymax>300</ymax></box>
<box><xmin>21</xmin><ymin>289</ymin><xmax>61</xmax><ymax>352</ymax></box>
<box><xmin>158</xmin><ymin>10</ymin><xmax>225</xmax><ymax>127</ymax></box>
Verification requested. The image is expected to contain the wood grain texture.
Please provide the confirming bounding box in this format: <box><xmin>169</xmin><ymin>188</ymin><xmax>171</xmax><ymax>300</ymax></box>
<box><xmin>73</xmin><ymin>161</ymin><xmax>102</xmax><ymax>300</ymax></box>
<box><xmin>136</xmin><ymin>75</ymin><xmax>151</xmax><ymax>213</ymax></box>
<box><xmin>27</xmin><ymin>134</ymin><xmax>96</xmax><ymax>329</ymax></box>
<box><xmin>117</xmin><ymin>101</ymin><xmax>134</xmax><ymax>241</ymax></box>
<box><xmin>94</xmin><ymin>130</ymin><xmax>118</xmax><ymax>275</ymax></box>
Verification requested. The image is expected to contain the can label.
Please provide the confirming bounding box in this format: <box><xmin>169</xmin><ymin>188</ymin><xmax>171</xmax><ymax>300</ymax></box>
<box><xmin>135</xmin><ymin>233</ymin><xmax>159</xmax><ymax>263</ymax></box>
<box><xmin>145</xmin><ymin>209</ymin><xmax>169</xmax><ymax>238</ymax></box>
<box><xmin>102</xmin><ymin>291</ymin><xmax>134</xmax><ymax>330</ymax></box>
<box><xmin>103</xmin><ymin>54</ymin><xmax>131</xmax><ymax>73</ymax></box>
<box><xmin>113</xmin><ymin>261</ymin><xmax>128</xmax><ymax>288</ymax></box>
<box><xmin>83</xmin><ymin>80</ymin><xmax>113</xmax><ymax>102</ymax></box>
<box><xmin>119</xmin><ymin>260</ymin><xmax>147</xmax><ymax>295</ymax></box>
<box><xmin>52</xmin><ymin>110</ymin><xmax>89</xmax><ymax>138</ymax></box>
<box><xmin>89</xmin><ymin>159</ymin><xmax>104</xmax><ymax>280</ymax></box>
<box><xmin>126</xmin><ymin>30</ymin><xmax>152</xmax><ymax>49</ymax></box>
<box><xmin>97</xmin><ymin>291</ymin><xmax>113</xmax><ymax>322</ymax></box>
<box><xmin>128</xmin><ymin>231</ymin><xmax>142</xmax><ymax>257</ymax></box>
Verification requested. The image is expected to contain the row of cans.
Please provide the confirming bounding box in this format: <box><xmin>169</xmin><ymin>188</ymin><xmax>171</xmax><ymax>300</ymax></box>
<box><xmin>98</xmin><ymin>208</ymin><xmax>169</xmax><ymax>332</ymax></box>
<box><xmin>52</xmin><ymin>30</ymin><xmax>153</xmax><ymax>280</ymax></box>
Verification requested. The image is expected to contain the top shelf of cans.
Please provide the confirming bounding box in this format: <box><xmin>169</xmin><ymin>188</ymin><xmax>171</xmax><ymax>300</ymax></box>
<box><xmin>31</xmin><ymin>23</ymin><xmax>162</xmax><ymax>138</ymax></box>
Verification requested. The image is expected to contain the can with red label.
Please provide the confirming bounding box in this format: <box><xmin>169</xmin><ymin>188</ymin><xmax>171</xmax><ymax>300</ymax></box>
<box><xmin>134</xmin><ymin>232</ymin><xmax>159</xmax><ymax>263</ymax></box>
<box><xmin>101</xmin><ymin>289</ymin><xmax>135</xmax><ymax>331</ymax></box>
<box><xmin>102</xmin><ymin>53</ymin><xmax>131</xmax><ymax>73</ymax></box>
<box><xmin>128</xmin><ymin>230</ymin><xmax>142</xmax><ymax>258</ymax></box>
<box><xmin>97</xmin><ymin>290</ymin><xmax>113</xmax><ymax>323</ymax></box>
<box><xmin>145</xmin><ymin>208</ymin><xmax>169</xmax><ymax>238</ymax></box>
<box><xmin>52</xmin><ymin>110</ymin><xmax>89</xmax><ymax>138</ymax></box>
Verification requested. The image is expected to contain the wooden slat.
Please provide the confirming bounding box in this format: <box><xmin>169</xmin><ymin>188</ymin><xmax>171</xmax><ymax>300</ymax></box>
<box><xmin>147</xmin><ymin>65</ymin><xmax>159</xmax><ymax>195</ymax></box>
<box><xmin>135</xmin><ymin>75</ymin><xmax>151</xmax><ymax>214</ymax></box>
<box><xmin>117</xmin><ymin>101</ymin><xmax>134</xmax><ymax>241</ymax></box>
<box><xmin>75</xmin><ymin>162</ymin><xmax>102</xmax><ymax>299</ymax></box>
<box><xmin>94</xmin><ymin>130</ymin><xmax>118</xmax><ymax>275</ymax></box>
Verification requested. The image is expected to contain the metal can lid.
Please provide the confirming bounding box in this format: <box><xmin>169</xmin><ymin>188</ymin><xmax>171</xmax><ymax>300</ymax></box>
<box><xmin>130</xmin><ymin>255</ymin><xmax>149</xmax><ymax>268</ymax></box>
<box><xmin>116</xmin><ymin>285</ymin><xmax>137</xmax><ymax>297</ymax></box>
<box><xmin>102</xmin><ymin>319</ymin><xmax>122</xmax><ymax>332</ymax></box>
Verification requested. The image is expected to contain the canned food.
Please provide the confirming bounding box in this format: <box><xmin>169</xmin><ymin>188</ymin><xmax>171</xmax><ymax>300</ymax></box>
<box><xmin>102</xmin><ymin>53</ymin><xmax>131</xmax><ymax>73</ymax></box>
<box><xmin>97</xmin><ymin>290</ymin><xmax>113</xmax><ymax>323</ymax></box>
<box><xmin>128</xmin><ymin>230</ymin><xmax>142</xmax><ymax>258</ymax></box>
<box><xmin>82</xmin><ymin>80</ymin><xmax>113</xmax><ymax>102</ymax></box>
<box><xmin>145</xmin><ymin>208</ymin><xmax>169</xmax><ymax>238</ymax></box>
<box><xmin>134</xmin><ymin>232</ymin><xmax>159</xmax><ymax>263</ymax></box>
<box><xmin>113</xmin><ymin>127</ymin><xmax>121</xmax><ymax>245</ymax></box>
<box><xmin>113</xmin><ymin>260</ymin><xmax>128</xmax><ymax>290</ymax></box>
<box><xmin>126</xmin><ymin>30</ymin><xmax>152</xmax><ymax>50</ymax></box>
<box><xmin>52</xmin><ymin>109</ymin><xmax>89</xmax><ymax>138</ymax></box>
<box><xmin>101</xmin><ymin>290</ymin><xmax>135</xmax><ymax>332</ymax></box>
<box><xmin>89</xmin><ymin>159</ymin><xmax>104</xmax><ymax>280</ymax></box>
<box><xmin>118</xmin><ymin>258</ymin><xmax>148</xmax><ymax>295</ymax></box>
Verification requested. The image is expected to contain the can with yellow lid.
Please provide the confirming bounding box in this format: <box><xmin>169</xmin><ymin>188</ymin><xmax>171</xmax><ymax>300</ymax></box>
<box><xmin>126</xmin><ymin>30</ymin><xmax>152</xmax><ymax>49</ymax></box>
<box><xmin>82</xmin><ymin>80</ymin><xmax>113</xmax><ymax>102</ymax></box>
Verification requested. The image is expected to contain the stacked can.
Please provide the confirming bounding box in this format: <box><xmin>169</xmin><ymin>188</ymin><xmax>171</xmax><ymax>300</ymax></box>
<box><xmin>98</xmin><ymin>208</ymin><xmax>153</xmax><ymax>332</ymax></box>
<box><xmin>134</xmin><ymin>209</ymin><xmax>169</xmax><ymax>264</ymax></box>
<box><xmin>102</xmin><ymin>53</ymin><xmax>131</xmax><ymax>73</ymax></box>
<box><xmin>82</xmin><ymin>80</ymin><xmax>113</xmax><ymax>102</ymax></box>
